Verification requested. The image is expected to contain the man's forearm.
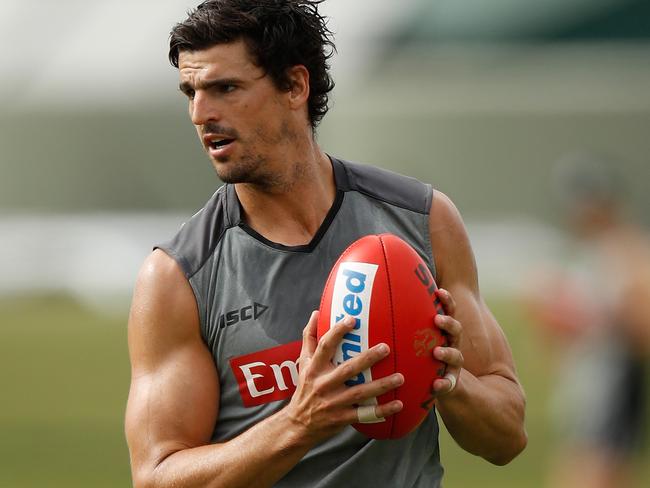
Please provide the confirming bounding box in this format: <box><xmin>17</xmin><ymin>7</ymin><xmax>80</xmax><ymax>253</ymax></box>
<box><xmin>137</xmin><ymin>409</ymin><xmax>313</xmax><ymax>488</ymax></box>
<box><xmin>436</xmin><ymin>369</ymin><xmax>527</xmax><ymax>465</ymax></box>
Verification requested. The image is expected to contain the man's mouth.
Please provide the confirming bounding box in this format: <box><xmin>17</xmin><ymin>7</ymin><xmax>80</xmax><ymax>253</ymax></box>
<box><xmin>209</xmin><ymin>138</ymin><xmax>235</xmax><ymax>150</ymax></box>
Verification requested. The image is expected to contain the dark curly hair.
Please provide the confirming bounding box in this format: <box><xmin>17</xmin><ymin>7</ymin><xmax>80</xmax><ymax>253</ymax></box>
<box><xmin>169</xmin><ymin>0</ymin><xmax>336</xmax><ymax>129</ymax></box>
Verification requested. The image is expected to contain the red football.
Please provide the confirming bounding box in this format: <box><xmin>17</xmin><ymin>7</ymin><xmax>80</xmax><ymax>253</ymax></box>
<box><xmin>317</xmin><ymin>233</ymin><xmax>447</xmax><ymax>439</ymax></box>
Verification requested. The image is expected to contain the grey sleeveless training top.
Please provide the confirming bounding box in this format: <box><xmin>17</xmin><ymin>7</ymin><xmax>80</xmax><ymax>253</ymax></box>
<box><xmin>157</xmin><ymin>157</ymin><xmax>444</xmax><ymax>487</ymax></box>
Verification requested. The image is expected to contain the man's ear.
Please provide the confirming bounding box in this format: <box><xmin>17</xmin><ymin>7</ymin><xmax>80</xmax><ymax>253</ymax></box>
<box><xmin>286</xmin><ymin>65</ymin><xmax>310</xmax><ymax>109</ymax></box>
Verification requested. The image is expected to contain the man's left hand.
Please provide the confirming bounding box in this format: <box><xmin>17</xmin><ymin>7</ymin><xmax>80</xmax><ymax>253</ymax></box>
<box><xmin>432</xmin><ymin>288</ymin><xmax>464</xmax><ymax>396</ymax></box>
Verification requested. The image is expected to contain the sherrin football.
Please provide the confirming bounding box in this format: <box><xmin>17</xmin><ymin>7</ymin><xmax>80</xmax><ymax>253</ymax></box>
<box><xmin>317</xmin><ymin>233</ymin><xmax>447</xmax><ymax>439</ymax></box>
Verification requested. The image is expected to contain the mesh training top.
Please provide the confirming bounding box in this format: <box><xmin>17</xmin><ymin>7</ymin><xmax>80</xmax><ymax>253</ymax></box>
<box><xmin>156</xmin><ymin>156</ymin><xmax>444</xmax><ymax>487</ymax></box>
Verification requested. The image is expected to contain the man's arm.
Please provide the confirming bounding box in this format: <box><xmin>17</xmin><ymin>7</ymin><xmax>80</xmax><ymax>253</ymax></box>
<box><xmin>428</xmin><ymin>192</ymin><xmax>527</xmax><ymax>465</ymax></box>
<box><xmin>125</xmin><ymin>250</ymin><xmax>403</xmax><ymax>488</ymax></box>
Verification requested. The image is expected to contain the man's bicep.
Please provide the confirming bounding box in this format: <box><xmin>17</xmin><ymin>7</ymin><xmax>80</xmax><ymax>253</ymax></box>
<box><xmin>125</xmin><ymin>251</ymin><xmax>219</xmax><ymax>479</ymax></box>
<box><xmin>126</xmin><ymin>344</ymin><xmax>219</xmax><ymax>471</ymax></box>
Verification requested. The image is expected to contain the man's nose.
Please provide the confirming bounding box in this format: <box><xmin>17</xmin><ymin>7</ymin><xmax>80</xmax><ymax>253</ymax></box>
<box><xmin>190</xmin><ymin>92</ymin><xmax>220</xmax><ymax>126</ymax></box>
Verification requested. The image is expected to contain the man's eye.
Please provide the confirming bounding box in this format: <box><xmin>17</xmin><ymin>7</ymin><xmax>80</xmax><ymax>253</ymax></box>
<box><xmin>221</xmin><ymin>84</ymin><xmax>236</xmax><ymax>94</ymax></box>
<box><xmin>181</xmin><ymin>89</ymin><xmax>195</xmax><ymax>100</ymax></box>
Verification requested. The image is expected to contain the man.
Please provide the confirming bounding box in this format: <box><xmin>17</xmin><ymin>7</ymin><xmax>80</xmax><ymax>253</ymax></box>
<box><xmin>125</xmin><ymin>1</ymin><xmax>527</xmax><ymax>487</ymax></box>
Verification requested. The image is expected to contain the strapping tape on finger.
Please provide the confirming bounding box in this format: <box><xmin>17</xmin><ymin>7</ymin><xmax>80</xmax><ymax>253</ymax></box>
<box><xmin>357</xmin><ymin>405</ymin><xmax>385</xmax><ymax>424</ymax></box>
<box><xmin>445</xmin><ymin>373</ymin><xmax>457</xmax><ymax>392</ymax></box>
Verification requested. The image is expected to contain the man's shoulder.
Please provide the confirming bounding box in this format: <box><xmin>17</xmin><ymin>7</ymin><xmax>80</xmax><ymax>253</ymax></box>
<box><xmin>334</xmin><ymin>157</ymin><xmax>432</xmax><ymax>215</ymax></box>
<box><xmin>155</xmin><ymin>185</ymin><xmax>235</xmax><ymax>279</ymax></box>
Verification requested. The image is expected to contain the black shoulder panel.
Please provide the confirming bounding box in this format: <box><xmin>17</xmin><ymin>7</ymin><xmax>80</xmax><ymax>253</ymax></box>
<box><xmin>154</xmin><ymin>185</ymin><xmax>236</xmax><ymax>279</ymax></box>
<box><xmin>333</xmin><ymin>158</ymin><xmax>432</xmax><ymax>215</ymax></box>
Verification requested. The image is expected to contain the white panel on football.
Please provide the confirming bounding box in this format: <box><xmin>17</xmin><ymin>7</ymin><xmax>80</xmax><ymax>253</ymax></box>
<box><xmin>328</xmin><ymin>261</ymin><xmax>384</xmax><ymax>422</ymax></box>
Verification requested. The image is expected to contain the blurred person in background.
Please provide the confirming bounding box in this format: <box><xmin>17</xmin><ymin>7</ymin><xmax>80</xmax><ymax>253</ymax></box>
<box><xmin>527</xmin><ymin>152</ymin><xmax>650</xmax><ymax>488</ymax></box>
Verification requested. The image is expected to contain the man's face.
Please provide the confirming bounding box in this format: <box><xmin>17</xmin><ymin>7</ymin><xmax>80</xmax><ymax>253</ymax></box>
<box><xmin>178</xmin><ymin>40</ymin><xmax>296</xmax><ymax>186</ymax></box>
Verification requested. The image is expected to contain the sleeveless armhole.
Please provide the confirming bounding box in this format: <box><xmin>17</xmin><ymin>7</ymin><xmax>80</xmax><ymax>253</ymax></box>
<box><xmin>154</xmin><ymin>185</ymin><xmax>236</xmax><ymax>340</ymax></box>
<box><xmin>333</xmin><ymin>157</ymin><xmax>437</xmax><ymax>279</ymax></box>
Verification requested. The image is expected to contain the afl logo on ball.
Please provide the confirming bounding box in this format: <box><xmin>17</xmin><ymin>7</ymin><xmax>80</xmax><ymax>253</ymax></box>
<box><xmin>413</xmin><ymin>328</ymin><xmax>438</xmax><ymax>357</ymax></box>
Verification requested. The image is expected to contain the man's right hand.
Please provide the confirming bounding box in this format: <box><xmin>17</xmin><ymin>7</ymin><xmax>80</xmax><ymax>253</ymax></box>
<box><xmin>284</xmin><ymin>311</ymin><xmax>404</xmax><ymax>444</ymax></box>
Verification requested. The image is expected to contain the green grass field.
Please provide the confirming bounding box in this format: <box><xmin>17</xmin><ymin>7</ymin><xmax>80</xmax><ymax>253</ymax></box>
<box><xmin>1</xmin><ymin>295</ymin><xmax>647</xmax><ymax>487</ymax></box>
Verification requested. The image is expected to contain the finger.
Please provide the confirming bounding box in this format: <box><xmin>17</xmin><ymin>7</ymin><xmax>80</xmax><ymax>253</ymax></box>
<box><xmin>433</xmin><ymin>346</ymin><xmax>464</xmax><ymax>370</ymax></box>
<box><xmin>336</xmin><ymin>373</ymin><xmax>404</xmax><ymax>407</ymax></box>
<box><xmin>328</xmin><ymin>342</ymin><xmax>390</xmax><ymax>385</ymax></box>
<box><xmin>310</xmin><ymin>315</ymin><xmax>357</xmax><ymax>371</ymax></box>
<box><xmin>435</xmin><ymin>288</ymin><xmax>456</xmax><ymax>316</ymax></box>
<box><xmin>341</xmin><ymin>400</ymin><xmax>403</xmax><ymax>425</ymax></box>
<box><xmin>433</xmin><ymin>372</ymin><xmax>459</xmax><ymax>395</ymax></box>
<box><xmin>432</xmin><ymin>345</ymin><xmax>463</xmax><ymax>395</ymax></box>
<box><xmin>434</xmin><ymin>314</ymin><xmax>462</xmax><ymax>347</ymax></box>
<box><xmin>299</xmin><ymin>311</ymin><xmax>320</xmax><ymax>367</ymax></box>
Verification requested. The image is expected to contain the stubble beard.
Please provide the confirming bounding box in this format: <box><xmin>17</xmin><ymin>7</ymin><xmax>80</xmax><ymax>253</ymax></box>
<box><xmin>211</xmin><ymin>118</ymin><xmax>297</xmax><ymax>191</ymax></box>
<box><xmin>212</xmin><ymin>152</ymin><xmax>272</xmax><ymax>187</ymax></box>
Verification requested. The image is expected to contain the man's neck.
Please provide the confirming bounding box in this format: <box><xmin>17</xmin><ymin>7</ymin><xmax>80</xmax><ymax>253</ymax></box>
<box><xmin>234</xmin><ymin>148</ymin><xmax>336</xmax><ymax>247</ymax></box>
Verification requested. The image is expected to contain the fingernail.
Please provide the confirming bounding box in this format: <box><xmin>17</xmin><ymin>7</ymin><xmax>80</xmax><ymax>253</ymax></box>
<box><xmin>434</xmin><ymin>347</ymin><xmax>445</xmax><ymax>360</ymax></box>
<box><xmin>377</xmin><ymin>343</ymin><xmax>389</xmax><ymax>355</ymax></box>
<box><xmin>393</xmin><ymin>374</ymin><xmax>404</xmax><ymax>386</ymax></box>
<box><xmin>391</xmin><ymin>400</ymin><xmax>403</xmax><ymax>413</ymax></box>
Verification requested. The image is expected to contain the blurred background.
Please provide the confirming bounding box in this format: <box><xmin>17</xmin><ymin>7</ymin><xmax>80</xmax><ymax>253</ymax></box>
<box><xmin>1</xmin><ymin>0</ymin><xmax>649</xmax><ymax>486</ymax></box>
